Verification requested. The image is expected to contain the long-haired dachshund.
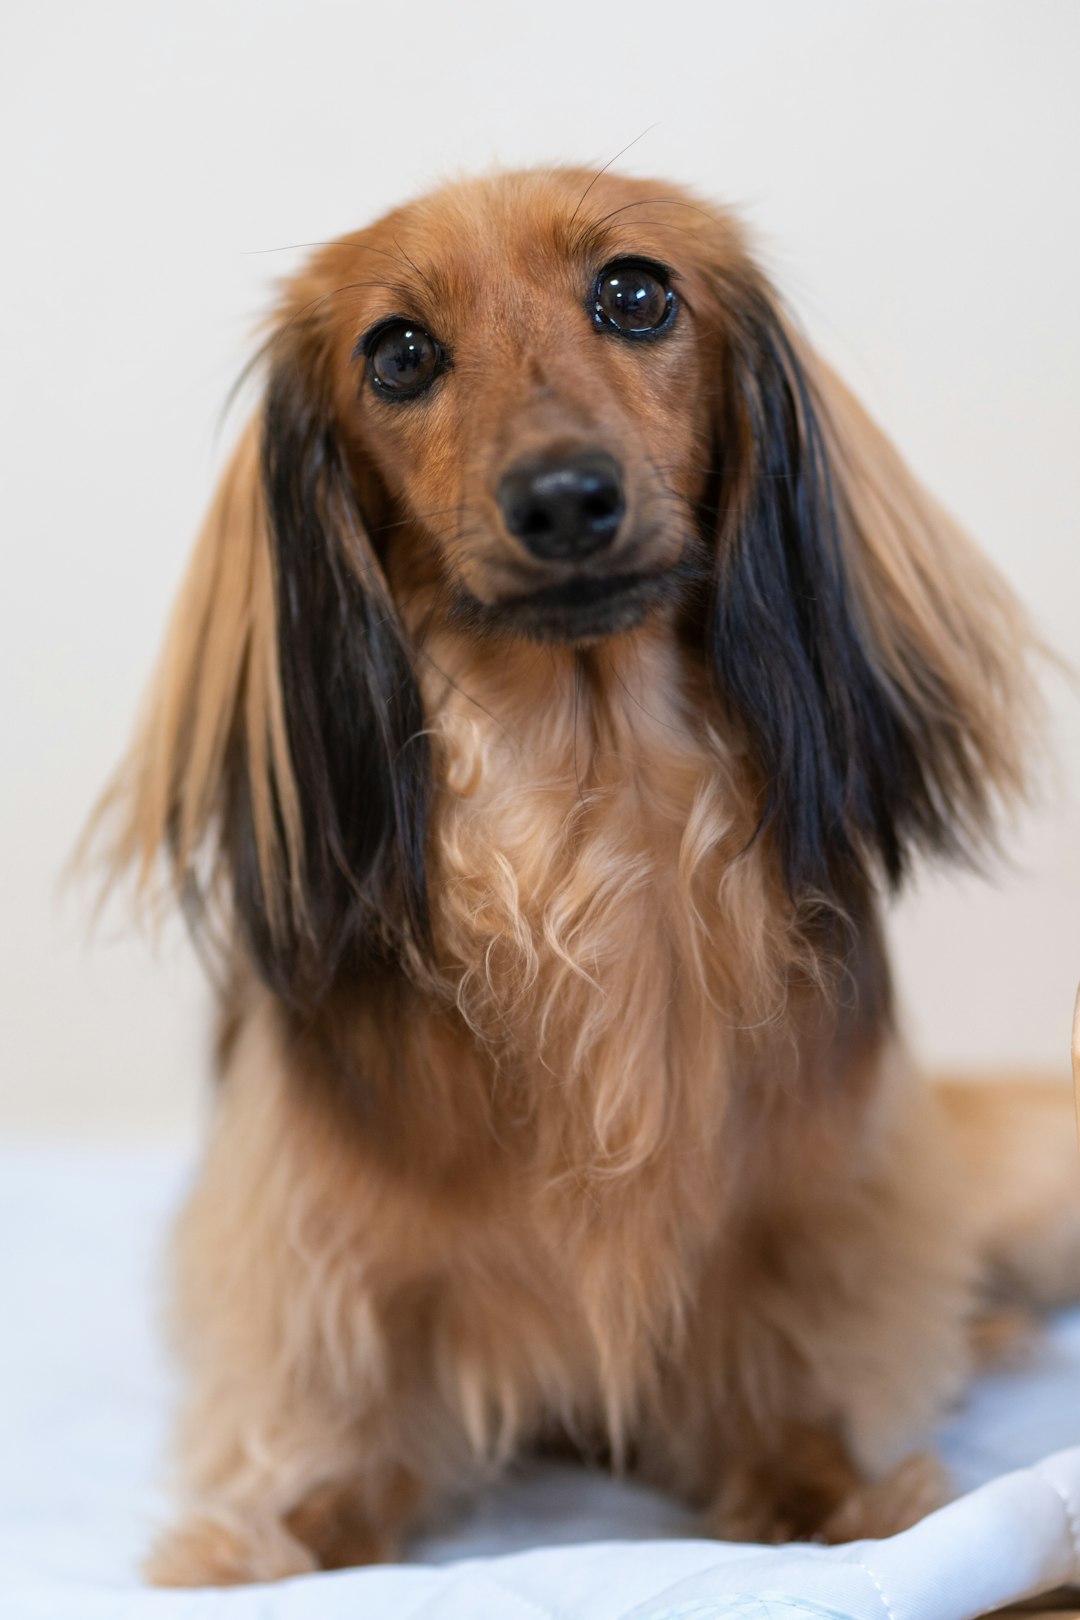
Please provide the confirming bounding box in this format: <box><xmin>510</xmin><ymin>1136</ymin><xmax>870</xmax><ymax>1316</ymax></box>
<box><xmin>95</xmin><ymin>167</ymin><xmax>1074</xmax><ymax>1585</ymax></box>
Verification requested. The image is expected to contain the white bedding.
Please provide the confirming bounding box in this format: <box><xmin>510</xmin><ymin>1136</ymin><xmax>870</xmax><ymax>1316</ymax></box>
<box><xmin>2</xmin><ymin>1144</ymin><xmax>1078</xmax><ymax>1620</ymax></box>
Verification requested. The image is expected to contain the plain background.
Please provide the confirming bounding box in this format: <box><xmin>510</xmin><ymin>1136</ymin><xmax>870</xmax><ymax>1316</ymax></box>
<box><xmin>1</xmin><ymin>0</ymin><xmax>1077</xmax><ymax>1139</ymax></box>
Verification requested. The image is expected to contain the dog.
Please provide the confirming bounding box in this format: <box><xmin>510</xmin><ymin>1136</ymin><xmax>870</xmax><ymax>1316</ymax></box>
<box><xmin>93</xmin><ymin>166</ymin><xmax>1071</xmax><ymax>1585</ymax></box>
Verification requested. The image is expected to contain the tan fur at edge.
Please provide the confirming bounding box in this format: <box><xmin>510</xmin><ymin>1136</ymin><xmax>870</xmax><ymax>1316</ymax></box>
<box><xmin>810</xmin><ymin>354</ymin><xmax>1032</xmax><ymax>823</ymax></box>
<box><xmin>85</xmin><ymin>423</ymin><xmax>303</xmax><ymax>934</ymax></box>
<box><xmin>938</xmin><ymin>1076</ymin><xmax>1080</xmax><ymax>1311</ymax></box>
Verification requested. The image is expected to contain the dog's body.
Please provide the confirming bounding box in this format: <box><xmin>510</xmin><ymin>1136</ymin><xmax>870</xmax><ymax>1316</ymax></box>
<box><xmin>96</xmin><ymin>169</ymin><xmax>1067</xmax><ymax>1585</ymax></box>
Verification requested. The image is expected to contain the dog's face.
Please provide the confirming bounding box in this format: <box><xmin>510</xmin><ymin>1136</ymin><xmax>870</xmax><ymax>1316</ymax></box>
<box><xmin>287</xmin><ymin>170</ymin><xmax>734</xmax><ymax>643</ymax></box>
<box><xmin>105</xmin><ymin>167</ymin><xmax>1027</xmax><ymax>1008</ymax></box>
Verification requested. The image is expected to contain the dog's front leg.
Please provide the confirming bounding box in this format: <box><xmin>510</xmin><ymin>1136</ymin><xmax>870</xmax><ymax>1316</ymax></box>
<box><xmin>682</xmin><ymin>1068</ymin><xmax>974</xmax><ymax>1545</ymax></box>
<box><xmin>144</xmin><ymin>1014</ymin><xmax>440</xmax><ymax>1587</ymax></box>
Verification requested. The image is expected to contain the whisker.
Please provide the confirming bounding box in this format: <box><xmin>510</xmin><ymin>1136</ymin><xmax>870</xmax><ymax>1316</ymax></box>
<box><xmin>392</xmin><ymin>235</ymin><xmax>439</xmax><ymax>303</ymax></box>
<box><xmin>566</xmin><ymin>125</ymin><xmax>661</xmax><ymax>236</ymax></box>
<box><xmin>268</xmin><ymin>279</ymin><xmax>414</xmax><ymax>353</ymax></box>
<box><xmin>216</xmin><ymin>276</ymin><xmax>437</xmax><ymax>442</ymax></box>
<box><xmin>409</xmin><ymin>583</ymin><xmax>521</xmax><ymax>747</ymax></box>
<box><xmin>598</xmin><ymin>647</ymin><xmax>684</xmax><ymax>735</ymax></box>
<box><xmin>369</xmin><ymin>505</ymin><xmax>467</xmax><ymax>535</ymax></box>
<box><xmin>581</xmin><ymin>195</ymin><xmax>727</xmax><ymax>235</ymax></box>
<box><xmin>244</xmin><ymin>241</ymin><xmax>422</xmax><ymax>282</ymax></box>
<box><xmin>215</xmin><ymin>334</ymin><xmax>278</xmax><ymax>445</ymax></box>
<box><xmin>571</xmin><ymin>652</ymin><xmax>588</xmax><ymax>809</ymax></box>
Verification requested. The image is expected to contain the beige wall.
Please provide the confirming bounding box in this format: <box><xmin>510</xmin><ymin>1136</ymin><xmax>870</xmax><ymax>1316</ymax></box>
<box><xmin>2</xmin><ymin>0</ymin><xmax>1077</xmax><ymax>1138</ymax></box>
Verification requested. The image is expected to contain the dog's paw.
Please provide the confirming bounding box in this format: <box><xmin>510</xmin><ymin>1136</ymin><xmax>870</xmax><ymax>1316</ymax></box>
<box><xmin>818</xmin><ymin>1450</ymin><xmax>949</xmax><ymax>1543</ymax></box>
<box><xmin>145</xmin><ymin>1509</ymin><xmax>318</xmax><ymax>1587</ymax></box>
<box><xmin>706</xmin><ymin>1425</ymin><xmax>863</xmax><ymax>1544</ymax></box>
<box><xmin>705</xmin><ymin>1440</ymin><xmax>948</xmax><ymax>1546</ymax></box>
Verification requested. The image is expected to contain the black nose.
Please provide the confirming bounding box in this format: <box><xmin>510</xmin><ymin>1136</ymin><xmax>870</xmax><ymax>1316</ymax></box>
<box><xmin>497</xmin><ymin>450</ymin><xmax>625</xmax><ymax>560</ymax></box>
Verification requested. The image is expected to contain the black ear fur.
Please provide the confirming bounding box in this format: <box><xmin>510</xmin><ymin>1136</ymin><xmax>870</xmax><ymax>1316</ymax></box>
<box><xmin>228</xmin><ymin>339</ymin><xmax>431</xmax><ymax>1007</ymax></box>
<box><xmin>707</xmin><ymin>290</ymin><xmax>961</xmax><ymax>918</ymax></box>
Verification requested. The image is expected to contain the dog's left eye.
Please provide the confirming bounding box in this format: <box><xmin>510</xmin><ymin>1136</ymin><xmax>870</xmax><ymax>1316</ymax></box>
<box><xmin>593</xmin><ymin>259</ymin><xmax>675</xmax><ymax>336</ymax></box>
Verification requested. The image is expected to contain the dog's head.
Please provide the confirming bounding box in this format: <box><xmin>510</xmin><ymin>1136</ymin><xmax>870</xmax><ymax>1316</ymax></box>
<box><xmin>98</xmin><ymin>169</ymin><xmax>1031</xmax><ymax>1007</ymax></box>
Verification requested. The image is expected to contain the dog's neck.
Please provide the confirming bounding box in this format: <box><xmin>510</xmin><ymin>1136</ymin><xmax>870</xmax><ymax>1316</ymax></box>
<box><xmin>425</xmin><ymin>623</ymin><xmax>699</xmax><ymax>774</ymax></box>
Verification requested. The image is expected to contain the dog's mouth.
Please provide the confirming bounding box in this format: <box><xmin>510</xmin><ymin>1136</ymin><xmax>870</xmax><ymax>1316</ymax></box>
<box><xmin>457</xmin><ymin>567</ymin><xmax>680</xmax><ymax>644</ymax></box>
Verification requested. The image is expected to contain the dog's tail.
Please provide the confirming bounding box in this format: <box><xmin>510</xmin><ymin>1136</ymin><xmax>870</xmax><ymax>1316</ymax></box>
<box><xmin>937</xmin><ymin>1021</ymin><xmax>1080</xmax><ymax>1311</ymax></box>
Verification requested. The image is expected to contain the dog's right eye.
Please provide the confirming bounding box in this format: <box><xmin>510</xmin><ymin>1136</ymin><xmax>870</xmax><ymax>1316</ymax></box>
<box><xmin>362</xmin><ymin>320</ymin><xmax>443</xmax><ymax>400</ymax></box>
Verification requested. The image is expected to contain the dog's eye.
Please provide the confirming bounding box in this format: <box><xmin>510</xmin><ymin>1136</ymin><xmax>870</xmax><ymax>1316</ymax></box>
<box><xmin>365</xmin><ymin>321</ymin><xmax>442</xmax><ymax>398</ymax></box>
<box><xmin>593</xmin><ymin>259</ymin><xmax>675</xmax><ymax>336</ymax></box>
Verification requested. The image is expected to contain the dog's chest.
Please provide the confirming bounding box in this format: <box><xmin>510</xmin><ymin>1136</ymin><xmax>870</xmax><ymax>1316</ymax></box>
<box><xmin>425</xmin><ymin>640</ymin><xmax>750</xmax><ymax>1171</ymax></box>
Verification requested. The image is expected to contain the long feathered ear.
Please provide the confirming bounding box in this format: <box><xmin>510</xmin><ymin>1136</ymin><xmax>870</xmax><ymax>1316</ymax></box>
<box><xmin>253</xmin><ymin>330</ymin><xmax>431</xmax><ymax>999</ymax></box>
<box><xmin>704</xmin><ymin>278</ymin><xmax>1034</xmax><ymax>920</ymax></box>
<box><xmin>89</xmin><ymin>333</ymin><xmax>430</xmax><ymax>1007</ymax></box>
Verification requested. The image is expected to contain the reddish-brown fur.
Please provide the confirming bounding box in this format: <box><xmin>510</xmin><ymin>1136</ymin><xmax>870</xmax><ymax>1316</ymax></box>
<box><xmin>90</xmin><ymin>169</ymin><xmax>1076</xmax><ymax>1586</ymax></box>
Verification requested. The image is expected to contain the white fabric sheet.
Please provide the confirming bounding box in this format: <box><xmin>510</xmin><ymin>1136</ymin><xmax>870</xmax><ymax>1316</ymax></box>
<box><xmin>2</xmin><ymin>1144</ymin><xmax>1078</xmax><ymax>1619</ymax></box>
